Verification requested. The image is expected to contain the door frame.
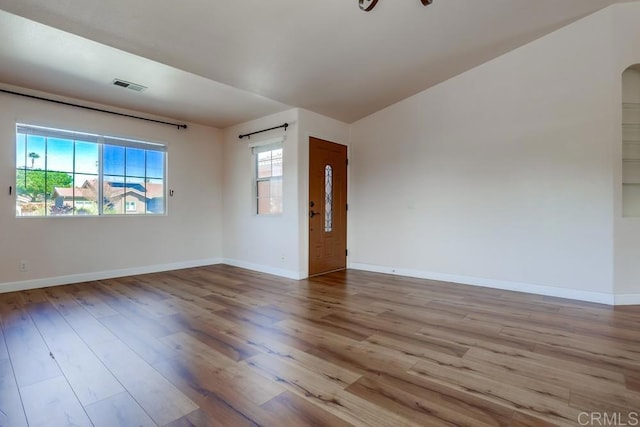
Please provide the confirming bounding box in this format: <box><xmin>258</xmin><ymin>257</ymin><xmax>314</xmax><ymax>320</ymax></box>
<box><xmin>304</xmin><ymin>134</ymin><xmax>350</xmax><ymax>278</ymax></box>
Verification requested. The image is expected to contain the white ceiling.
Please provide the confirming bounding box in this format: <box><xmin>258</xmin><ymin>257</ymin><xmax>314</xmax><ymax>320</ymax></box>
<box><xmin>0</xmin><ymin>0</ymin><xmax>628</xmax><ymax>127</ymax></box>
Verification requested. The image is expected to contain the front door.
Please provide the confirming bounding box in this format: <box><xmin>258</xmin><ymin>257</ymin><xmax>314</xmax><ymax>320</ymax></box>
<box><xmin>308</xmin><ymin>137</ymin><xmax>347</xmax><ymax>276</ymax></box>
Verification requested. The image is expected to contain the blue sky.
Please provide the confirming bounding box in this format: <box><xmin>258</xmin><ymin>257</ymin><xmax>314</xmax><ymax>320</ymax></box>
<box><xmin>17</xmin><ymin>134</ymin><xmax>164</xmax><ymax>183</ymax></box>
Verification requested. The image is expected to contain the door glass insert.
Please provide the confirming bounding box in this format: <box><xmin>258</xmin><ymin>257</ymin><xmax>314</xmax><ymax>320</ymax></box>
<box><xmin>325</xmin><ymin>164</ymin><xmax>333</xmax><ymax>232</ymax></box>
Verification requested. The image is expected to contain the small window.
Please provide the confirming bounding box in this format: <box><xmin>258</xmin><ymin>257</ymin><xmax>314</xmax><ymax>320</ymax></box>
<box><xmin>254</xmin><ymin>146</ymin><xmax>283</xmax><ymax>215</ymax></box>
<box><xmin>15</xmin><ymin>124</ymin><xmax>166</xmax><ymax>217</ymax></box>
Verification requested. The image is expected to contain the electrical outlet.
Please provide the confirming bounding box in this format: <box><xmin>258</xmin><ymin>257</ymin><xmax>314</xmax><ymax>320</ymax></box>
<box><xmin>19</xmin><ymin>260</ymin><xmax>29</xmax><ymax>272</ymax></box>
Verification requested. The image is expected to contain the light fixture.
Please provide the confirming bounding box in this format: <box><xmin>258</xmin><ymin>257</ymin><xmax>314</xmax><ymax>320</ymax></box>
<box><xmin>359</xmin><ymin>0</ymin><xmax>433</xmax><ymax>12</ymax></box>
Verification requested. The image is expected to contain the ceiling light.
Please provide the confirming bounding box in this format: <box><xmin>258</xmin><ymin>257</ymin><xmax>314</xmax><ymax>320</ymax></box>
<box><xmin>359</xmin><ymin>0</ymin><xmax>433</xmax><ymax>12</ymax></box>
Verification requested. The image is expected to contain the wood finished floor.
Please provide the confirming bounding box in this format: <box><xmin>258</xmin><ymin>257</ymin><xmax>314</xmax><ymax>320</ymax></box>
<box><xmin>0</xmin><ymin>265</ymin><xmax>639</xmax><ymax>427</ymax></box>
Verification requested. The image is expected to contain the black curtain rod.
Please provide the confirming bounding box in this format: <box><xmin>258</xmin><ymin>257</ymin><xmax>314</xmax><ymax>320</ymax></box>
<box><xmin>0</xmin><ymin>88</ymin><xmax>188</xmax><ymax>130</ymax></box>
<box><xmin>239</xmin><ymin>123</ymin><xmax>288</xmax><ymax>139</ymax></box>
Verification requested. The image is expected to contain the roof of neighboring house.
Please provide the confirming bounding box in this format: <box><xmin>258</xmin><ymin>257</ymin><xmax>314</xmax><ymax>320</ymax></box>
<box><xmin>52</xmin><ymin>187</ymin><xmax>77</xmax><ymax>198</ymax></box>
<box><xmin>53</xmin><ymin>180</ymin><xmax>164</xmax><ymax>200</ymax></box>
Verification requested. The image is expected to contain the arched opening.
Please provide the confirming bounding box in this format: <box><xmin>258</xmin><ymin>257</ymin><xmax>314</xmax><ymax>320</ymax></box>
<box><xmin>622</xmin><ymin>65</ymin><xmax>640</xmax><ymax>216</ymax></box>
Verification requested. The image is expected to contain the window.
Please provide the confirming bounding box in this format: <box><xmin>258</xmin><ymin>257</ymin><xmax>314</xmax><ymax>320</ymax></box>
<box><xmin>15</xmin><ymin>124</ymin><xmax>166</xmax><ymax>217</ymax></box>
<box><xmin>254</xmin><ymin>144</ymin><xmax>283</xmax><ymax>215</ymax></box>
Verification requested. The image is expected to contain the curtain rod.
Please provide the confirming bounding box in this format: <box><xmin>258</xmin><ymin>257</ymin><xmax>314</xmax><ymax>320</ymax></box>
<box><xmin>0</xmin><ymin>88</ymin><xmax>188</xmax><ymax>130</ymax></box>
<box><xmin>239</xmin><ymin>123</ymin><xmax>288</xmax><ymax>140</ymax></box>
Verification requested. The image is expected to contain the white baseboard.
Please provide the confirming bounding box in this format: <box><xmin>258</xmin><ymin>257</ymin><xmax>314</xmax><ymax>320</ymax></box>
<box><xmin>350</xmin><ymin>262</ymin><xmax>617</xmax><ymax>305</ymax></box>
<box><xmin>222</xmin><ymin>258</ymin><xmax>305</xmax><ymax>280</ymax></box>
<box><xmin>614</xmin><ymin>294</ymin><xmax>640</xmax><ymax>305</ymax></box>
<box><xmin>2</xmin><ymin>258</ymin><xmax>634</xmax><ymax>306</ymax></box>
<box><xmin>0</xmin><ymin>258</ymin><xmax>223</xmax><ymax>294</ymax></box>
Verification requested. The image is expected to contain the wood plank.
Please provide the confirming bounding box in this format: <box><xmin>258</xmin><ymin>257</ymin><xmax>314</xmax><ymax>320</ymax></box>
<box><xmin>276</xmin><ymin>319</ymin><xmax>419</xmax><ymax>376</ymax></box>
<box><xmin>28</xmin><ymin>302</ymin><xmax>124</xmax><ymax>406</ymax></box>
<box><xmin>91</xmin><ymin>339</ymin><xmax>198</xmax><ymax>426</ymax></box>
<box><xmin>163</xmin><ymin>409</ymin><xmax>218</xmax><ymax>427</ymax></box>
<box><xmin>346</xmin><ymin>375</ymin><xmax>501</xmax><ymax>427</ymax></box>
<box><xmin>67</xmin><ymin>282</ymin><xmax>120</xmax><ymax>318</ymax></box>
<box><xmin>237</xmin><ymin>332</ymin><xmax>362</xmax><ymax>389</ymax></box>
<box><xmin>261</xmin><ymin>391</ymin><xmax>353</xmax><ymax>427</ymax></box>
<box><xmin>98</xmin><ymin>314</ymin><xmax>176</xmax><ymax>365</ymax></box>
<box><xmin>157</xmin><ymin>312</ymin><xmax>260</xmax><ymax>362</ymax></box>
<box><xmin>360</xmin><ymin>371</ymin><xmax>514</xmax><ymax>427</ymax></box>
<box><xmin>20</xmin><ymin>376</ymin><xmax>92</xmax><ymax>427</ymax></box>
<box><xmin>0</xmin><ymin>296</ymin><xmax>61</xmax><ymax>388</ymax></box>
<box><xmin>160</xmin><ymin>332</ymin><xmax>285</xmax><ymax>405</ymax></box>
<box><xmin>84</xmin><ymin>391</ymin><xmax>157</xmax><ymax>427</ymax></box>
<box><xmin>152</xmin><ymin>357</ymin><xmax>276</xmax><ymax>426</ymax></box>
<box><xmin>510</xmin><ymin>412</ymin><xmax>558</xmax><ymax>427</ymax></box>
<box><xmin>245</xmin><ymin>352</ymin><xmax>422</xmax><ymax>427</ymax></box>
<box><xmin>463</xmin><ymin>346</ymin><xmax>627</xmax><ymax>388</ymax></box>
<box><xmin>0</xmin><ymin>358</ymin><xmax>28</xmax><ymax>427</ymax></box>
<box><xmin>408</xmin><ymin>359</ymin><xmax>580</xmax><ymax>426</ymax></box>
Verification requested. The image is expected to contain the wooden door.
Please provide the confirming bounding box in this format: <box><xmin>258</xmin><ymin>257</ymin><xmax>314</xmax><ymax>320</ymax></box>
<box><xmin>309</xmin><ymin>137</ymin><xmax>347</xmax><ymax>276</ymax></box>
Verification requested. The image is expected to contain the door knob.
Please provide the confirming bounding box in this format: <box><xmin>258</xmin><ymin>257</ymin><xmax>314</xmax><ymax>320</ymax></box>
<box><xmin>310</xmin><ymin>210</ymin><xmax>318</xmax><ymax>218</ymax></box>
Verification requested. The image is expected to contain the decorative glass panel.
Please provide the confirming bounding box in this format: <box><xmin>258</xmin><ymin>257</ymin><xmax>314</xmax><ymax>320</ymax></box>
<box><xmin>324</xmin><ymin>164</ymin><xmax>333</xmax><ymax>232</ymax></box>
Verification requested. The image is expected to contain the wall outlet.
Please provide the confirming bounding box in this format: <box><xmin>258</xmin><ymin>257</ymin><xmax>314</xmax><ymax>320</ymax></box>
<box><xmin>19</xmin><ymin>260</ymin><xmax>29</xmax><ymax>272</ymax></box>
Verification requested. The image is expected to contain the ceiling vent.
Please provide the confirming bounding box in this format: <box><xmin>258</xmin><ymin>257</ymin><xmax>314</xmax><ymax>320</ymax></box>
<box><xmin>112</xmin><ymin>79</ymin><xmax>147</xmax><ymax>92</ymax></box>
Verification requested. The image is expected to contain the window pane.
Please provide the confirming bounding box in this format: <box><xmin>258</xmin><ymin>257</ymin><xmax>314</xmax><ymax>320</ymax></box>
<box><xmin>45</xmin><ymin>168</ymin><xmax>74</xmax><ymax>216</ymax></box>
<box><xmin>257</xmin><ymin>180</ymin><xmax>271</xmax><ymax>215</ymax></box>
<box><xmin>257</xmin><ymin>151</ymin><xmax>272</xmax><ymax>178</ymax></box>
<box><xmin>75</xmin><ymin>141</ymin><xmax>99</xmax><ymax>174</ymax></box>
<box><xmin>146</xmin><ymin>178</ymin><xmax>164</xmax><ymax>214</ymax></box>
<box><xmin>16</xmin><ymin>170</ymin><xmax>46</xmax><ymax>216</ymax></box>
<box><xmin>26</xmin><ymin>135</ymin><xmax>45</xmax><ymax>170</ymax></box>
<box><xmin>73</xmin><ymin>174</ymin><xmax>99</xmax><ymax>215</ymax></box>
<box><xmin>257</xmin><ymin>180</ymin><xmax>271</xmax><ymax>199</ymax></box>
<box><xmin>103</xmin><ymin>175</ymin><xmax>124</xmax><ymax>214</ymax></box>
<box><xmin>146</xmin><ymin>150</ymin><xmax>164</xmax><ymax>179</ymax></box>
<box><xmin>270</xmin><ymin>178</ymin><xmax>283</xmax><ymax>214</ymax></box>
<box><xmin>126</xmin><ymin>147</ymin><xmax>145</xmax><ymax>177</ymax></box>
<box><xmin>272</xmin><ymin>149</ymin><xmax>283</xmax><ymax>177</ymax></box>
<box><xmin>103</xmin><ymin>145</ymin><xmax>125</xmax><ymax>176</ymax></box>
<box><xmin>49</xmin><ymin>176</ymin><xmax>74</xmax><ymax>216</ymax></box>
<box><xmin>125</xmin><ymin>177</ymin><xmax>145</xmax><ymax>215</ymax></box>
<box><xmin>47</xmin><ymin>138</ymin><xmax>74</xmax><ymax>173</ymax></box>
<box><xmin>16</xmin><ymin>133</ymin><xmax>26</xmax><ymax>169</ymax></box>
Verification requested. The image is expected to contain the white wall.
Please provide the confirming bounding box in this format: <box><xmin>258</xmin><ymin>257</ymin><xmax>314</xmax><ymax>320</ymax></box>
<box><xmin>0</xmin><ymin>87</ymin><xmax>223</xmax><ymax>291</ymax></box>
<box><xmin>350</xmin><ymin>7</ymin><xmax>620</xmax><ymax>303</ymax></box>
<box><xmin>221</xmin><ymin>108</ymin><xmax>350</xmax><ymax>279</ymax></box>
<box><xmin>221</xmin><ymin>109</ymin><xmax>303</xmax><ymax>278</ymax></box>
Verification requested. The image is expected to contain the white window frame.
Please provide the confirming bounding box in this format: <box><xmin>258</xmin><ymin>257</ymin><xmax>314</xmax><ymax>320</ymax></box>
<box><xmin>250</xmin><ymin>137</ymin><xmax>284</xmax><ymax>215</ymax></box>
<box><xmin>15</xmin><ymin>123</ymin><xmax>167</xmax><ymax>217</ymax></box>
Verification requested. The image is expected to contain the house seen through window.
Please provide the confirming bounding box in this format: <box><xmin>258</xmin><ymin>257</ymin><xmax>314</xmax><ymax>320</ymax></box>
<box><xmin>15</xmin><ymin>124</ymin><xmax>166</xmax><ymax>217</ymax></box>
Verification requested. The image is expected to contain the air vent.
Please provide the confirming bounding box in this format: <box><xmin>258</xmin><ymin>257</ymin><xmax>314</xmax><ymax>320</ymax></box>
<box><xmin>112</xmin><ymin>79</ymin><xmax>147</xmax><ymax>92</ymax></box>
